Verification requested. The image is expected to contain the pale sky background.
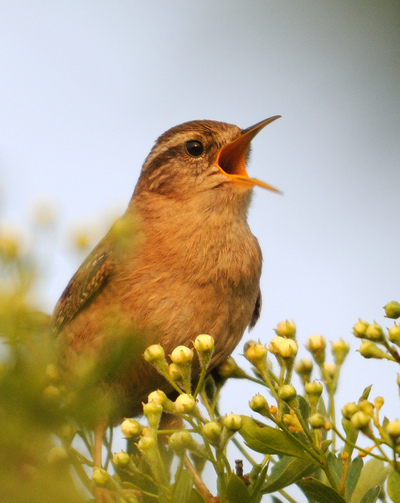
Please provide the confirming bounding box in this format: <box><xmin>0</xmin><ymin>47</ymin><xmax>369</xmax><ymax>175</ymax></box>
<box><xmin>1</xmin><ymin>0</ymin><xmax>399</xmax><ymax>496</ymax></box>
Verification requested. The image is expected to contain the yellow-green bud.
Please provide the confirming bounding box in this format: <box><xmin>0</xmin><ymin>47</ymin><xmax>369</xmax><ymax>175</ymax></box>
<box><xmin>358</xmin><ymin>400</ymin><xmax>374</xmax><ymax>417</ymax></box>
<box><xmin>388</xmin><ymin>324</ymin><xmax>400</xmax><ymax>346</ymax></box>
<box><xmin>224</xmin><ymin>413</ymin><xmax>242</xmax><ymax>431</ymax></box>
<box><xmin>202</xmin><ymin>421</ymin><xmax>222</xmax><ymax>443</ymax></box>
<box><xmin>384</xmin><ymin>301</ymin><xmax>400</xmax><ymax>319</ymax></box>
<box><xmin>216</xmin><ymin>357</ymin><xmax>242</xmax><ymax>378</ymax></box>
<box><xmin>144</xmin><ymin>344</ymin><xmax>166</xmax><ymax>363</ymax></box>
<box><xmin>374</xmin><ymin>396</ymin><xmax>384</xmax><ymax>409</ymax></box>
<box><xmin>350</xmin><ymin>411</ymin><xmax>371</xmax><ymax>430</ymax></box>
<box><xmin>169</xmin><ymin>431</ymin><xmax>193</xmax><ymax>452</ymax></box>
<box><xmin>277</xmin><ymin>339</ymin><xmax>298</xmax><ymax>359</ymax></box>
<box><xmin>386</xmin><ymin>420</ymin><xmax>400</xmax><ymax>442</ymax></box>
<box><xmin>244</xmin><ymin>341</ymin><xmax>268</xmax><ymax>364</ymax></box>
<box><xmin>331</xmin><ymin>339</ymin><xmax>350</xmax><ymax>365</ymax></box>
<box><xmin>168</xmin><ymin>363</ymin><xmax>182</xmax><ymax>381</ymax></box>
<box><xmin>137</xmin><ymin>435</ymin><xmax>156</xmax><ymax>452</ymax></box>
<box><xmin>268</xmin><ymin>336</ymin><xmax>285</xmax><ymax>355</ymax></box>
<box><xmin>121</xmin><ymin>418</ymin><xmax>142</xmax><ymax>439</ymax></box>
<box><xmin>249</xmin><ymin>393</ymin><xmax>268</xmax><ymax>413</ymax></box>
<box><xmin>295</xmin><ymin>358</ymin><xmax>313</xmax><ymax>383</ymax></box>
<box><xmin>112</xmin><ymin>451</ymin><xmax>130</xmax><ymax>468</ymax></box>
<box><xmin>353</xmin><ymin>319</ymin><xmax>369</xmax><ymax>338</ymax></box>
<box><xmin>308</xmin><ymin>413</ymin><xmax>325</xmax><ymax>429</ymax></box>
<box><xmin>323</xmin><ymin>363</ymin><xmax>336</xmax><ymax>380</ymax></box>
<box><xmin>341</xmin><ymin>402</ymin><xmax>359</xmax><ymax>419</ymax></box>
<box><xmin>43</xmin><ymin>385</ymin><xmax>61</xmax><ymax>404</ymax></box>
<box><xmin>305</xmin><ymin>381</ymin><xmax>323</xmax><ymax>406</ymax></box>
<box><xmin>306</xmin><ymin>335</ymin><xmax>326</xmax><ymax>364</ymax></box>
<box><xmin>92</xmin><ymin>467</ymin><xmax>109</xmax><ymax>486</ymax></box>
<box><xmin>58</xmin><ymin>423</ymin><xmax>77</xmax><ymax>442</ymax></box>
<box><xmin>194</xmin><ymin>334</ymin><xmax>214</xmax><ymax>353</ymax></box>
<box><xmin>46</xmin><ymin>363</ymin><xmax>60</xmax><ymax>381</ymax></box>
<box><xmin>279</xmin><ymin>384</ymin><xmax>297</xmax><ymax>404</ymax></box>
<box><xmin>170</xmin><ymin>345</ymin><xmax>193</xmax><ymax>364</ymax></box>
<box><xmin>275</xmin><ymin>320</ymin><xmax>297</xmax><ymax>339</ymax></box>
<box><xmin>175</xmin><ymin>394</ymin><xmax>195</xmax><ymax>414</ymax></box>
<box><xmin>358</xmin><ymin>341</ymin><xmax>386</xmax><ymax>359</ymax></box>
<box><xmin>148</xmin><ymin>389</ymin><xmax>167</xmax><ymax>405</ymax></box>
<box><xmin>47</xmin><ymin>445</ymin><xmax>68</xmax><ymax>464</ymax></box>
<box><xmin>365</xmin><ymin>323</ymin><xmax>384</xmax><ymax>342</ymax></box>
<box><xmin>143</xmin><ymin>402</ymin><xmax>163</xmax><ymax>429</ymax></box>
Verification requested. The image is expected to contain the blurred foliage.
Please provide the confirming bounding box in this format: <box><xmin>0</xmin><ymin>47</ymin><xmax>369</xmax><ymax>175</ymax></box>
<box><xmin>0</xmin><ymin>214</ymin><xmax>399</xmax><ymax>503</ymax></box>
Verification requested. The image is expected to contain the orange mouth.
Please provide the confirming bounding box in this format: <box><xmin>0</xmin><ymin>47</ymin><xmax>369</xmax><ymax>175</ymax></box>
<box><xmin>216</xmin><ymin>115</ymin><xmax>282</xmax><ymax>193</ymax></box>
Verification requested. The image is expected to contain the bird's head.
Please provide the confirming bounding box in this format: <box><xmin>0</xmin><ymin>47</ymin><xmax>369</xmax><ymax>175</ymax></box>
<box><xmin>134</xmin><ymin>117</ymin><xmax>281</xmax><ymax>202</ymax></box>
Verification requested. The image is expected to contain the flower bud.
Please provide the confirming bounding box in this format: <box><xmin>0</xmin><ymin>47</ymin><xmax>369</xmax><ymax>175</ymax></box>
<box><xmin>384</xmin><ymin>301</ymin><xmax>400</xmax><ymax>319</ymax></box>
<box><xmin>216</xmin><ymin>357</ymin><xmax>244</xmax><ymax>378</ymax></box>
<box><xmin>46</xmin><ymin>363</ymin><xmax>60</xmax><ymax>381</ymax></box>
<box><xmin>47</xmin><ymin>445</ymin><xmax>68</xmax><ymax>465</ymax></box>
<box><xmin>249</xmin><ymin>393</ymin><xmax>268</xmax><ymax>413</ymax></box>
<box><xmin>365</xmin><ymin>323</ymin><xmax>384</xmax><ymax>342</ymax></box>
<box><xmin>92</xmin><ymin>467</ymin><xmax>109</xmax><ymax>486</ymax></box>
<box><xmin>202</xmin><ymin>421</ymin><xmax>222</xmax><ymax>444</ymax></box>
<box><xmin>143</xmin><ymin>345</ymin><xmax>168</xmax><ymax>374</ymax></box>
<box><xmin>121</xmin><ymin>418</ymin><xmax>143</xmax><ymax>439</ymax></box>
<box><xmin>308</xmin><ymin>413</ymin><xmax>325</xmax><ymax>429</ymax></box>
<box><xmin>341</xmin><ymin>402</ymin><xmax>359</xmax><ymax>420</ymax></box>
<box><xmin>112</xmin><ymin>451</ymin><xmax>130</xmax><ymax>468</ymax></box>
<box><xmin>358</xmin><ymin>341</ymin><xmax>386</xmax><ymax>359</ymax></box>
<box><xmin>350</xmin><ymin>411</ymin><xmax>371</xmax><ymax>430</ymax></box>
<box><xmin>244</xmin><ymin>341</ymin><xmax>268</xmax><ymax>364</ymax></box>
<box><xmin>144</xmin><ymin>344</ymin><xmax>166</xmax><ymax>363</ymax></box>
<box><xmin>331</xmin><ymin>339</ymin><xmax>350</xmax><ymax>365</ymax></box>
<box><xmin>279</xmin><ymin>339</ymin><xmax>298</xmax><ymax>359</ymax></box>
<box><xmin>58</xmin><ymin>423</ymin><xmax>77</xmax><ymax>443</ymax></box>
<box><xmin>323</xmin><ymin>363</ymin><xmax>336</xmax><ymax>380</ymax></box>
<box><xmin>137</xmin><ymin>435</ymin><xmax>156</xmax><ymax>452</ymax></box>
<box><xmin>306</xmin><ymin>335</ymin><xmax>326</xmax><ymax>364</ymax></box>
<box><xmin>374</xmin><ymin>396</ymin><xmax>384</xmax><ymax>409</ymax></box>
<box><xmin>170</xmin><ymin>345</ymin><xmax>193</xmax><ymax>365</ymax></box>
<box><xmin>223</xmin><ymin>413</ymin><xmax>242</xmax><ymax>432</ymax></box>
<box><xmin>42</xmin><ymin>385</ymin><xmax>61</xmax><ymax>404</ymax></box>
<box><xmin>168</xmin><ymin>363</ymin><xmax>182</xmax><ymax>381</ymax></box>
<box><xmin>275</xmin><ymin>320</ymin><xmax>296</xmax><ymax>339</ymax></box>
<box><xmin>143</xmin><ymin>402</ymin><xmax>163</xmax><ymax>429</ymax></box>
<box><xmin>268</xmin><ymin>336</ymin><xmax>285</xmax><ymax>355</ymax></box>
<box><xmin>295</xmin><ymin>358</ymin><xmax>313</xmax><ymax>384</ymax></box>
<box><xmin>358</xmin><ymin>400</ymin><xmax>374</xmax><ymax>417</ymax></box>
<box><xmin>386</xmin><ymin>420</ymin><xmax>400</xmax><ymax>442</ymax></box>
<box><xmin>175</xmin><ymin>394</ymin><xmax>195</xmax><ymax>414</ymax></box>
<box><xmin>353</xmin><ymin>319</ymin><xmax>369</xmax><ymax>338</ymax></box>
<box><xmin>148</xmin><ymin>389</ymin><xmax>168</xmax><ymax>405</ymax></box>
<box><xmin>305</xmin><ymin>381</ymin><xmax>323</xmax><ymax>406</ymax></box>
<box><xmin>388</xmin><ymin>324</ymin><xmax>400</xmax><ymax>346</ymax></box>
<box><xmin>279</xmin><ymin>385</ymin><xmax>297</xmax><ymax>404</ymax></box>
<box><xmin>194</xmin><ymin>334</ymin><xmax>214</xmax><ymax>353</ymax></box>
<box><xmin>169</xmin><ymin>431</ymin><xmax>193</xmax><ymax>452</ymax></box>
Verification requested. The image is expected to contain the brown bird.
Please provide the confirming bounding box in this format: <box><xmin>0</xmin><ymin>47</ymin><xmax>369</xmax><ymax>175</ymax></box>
<box><xmin>52</xmin><ymin>116</ymin><xmax>281</xmax><ymax>466</ymax></box>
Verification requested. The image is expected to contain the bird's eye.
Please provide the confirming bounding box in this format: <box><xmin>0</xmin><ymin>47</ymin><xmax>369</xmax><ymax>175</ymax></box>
<box><xmin>185</xmin><ymin>140</ymin><xmax>204</xmax><ymax>157</ymax></box>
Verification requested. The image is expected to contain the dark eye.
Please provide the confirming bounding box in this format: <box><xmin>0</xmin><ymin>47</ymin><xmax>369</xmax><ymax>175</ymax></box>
<box><xmin>185</xmin><ymin>140</ymin><xmax>204</xmax><ymax>157</ymax></box>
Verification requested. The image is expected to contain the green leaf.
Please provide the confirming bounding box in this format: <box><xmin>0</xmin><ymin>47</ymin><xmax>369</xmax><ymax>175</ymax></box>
<box><xmin>299</xmin><ymin>477</ymin><xmax>347</xmax><ymax>503</ymax></box>
<box><xmin>172</xmin><ymin>469</ymin><xmax>193</xmax><ymax>503</ymax></box>
<box><xmin>326</xmin><ymin>452</ymin><xmax>343</xmax><ymax>489</ymax></box>
<box><xmin>359</xmin><ymin>485</ymin><xmax>381</xmax><ymax>503</ymax></box>
<box><xmin>344</xmin><ymin>457</ymin><xmax>363</xmax><ymax>501</ymax></box>
<box><xmin>271</xmin><ymin>498</ymin><xmax>285</xmax><ymax>503</ymax></box>
<box><xmin>239</xmin><ymin>416</ymin><xmax>314</xmax><ymax>460</ymax></box>
<box><xmin>359</xmin><ymin>385</ymin><xmax>372</xmax><ymax>401</ymax></box>
<box><xmin>351</xmin><ymin>459</ymin><xmax>391</xmax><ymax>503</ymax></box>
<box><xmin>226</xmin><ymin>472</ymin><xmax>251</xmax><ymax>503</ymax></box>
<box><xmin>387</xmin><ymin>471</ymin><xmax>400</xmax><ymax>503</ymax></box>
<box><xmin>261</xmin><ymin>455</ymin><xmax>317</xmax><ymax>493</ymax></box>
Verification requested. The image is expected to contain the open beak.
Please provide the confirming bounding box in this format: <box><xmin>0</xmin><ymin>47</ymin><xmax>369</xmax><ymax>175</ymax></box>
<box><xmin>216</xmin><ymin>115</ymin><xmax>281</xmax><ymax>193</ymax></box>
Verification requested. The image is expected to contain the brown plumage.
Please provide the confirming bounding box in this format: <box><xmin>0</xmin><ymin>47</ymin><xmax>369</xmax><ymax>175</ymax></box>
<box><xmin>52</xmin><ymin>117</ymin><xmax>280</xmax><ymax>464</ymax></box>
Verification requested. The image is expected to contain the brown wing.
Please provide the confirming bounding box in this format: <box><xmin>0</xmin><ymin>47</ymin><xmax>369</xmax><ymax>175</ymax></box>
<box><xmin>52</xmin><ymin>249</ymin><xmax>113</xmax><ymax>333</ymax></box>
<box><xmin>249</xmin><ymin>289</ymin><xmax>261</xmax><ymax>329</ymax></box>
